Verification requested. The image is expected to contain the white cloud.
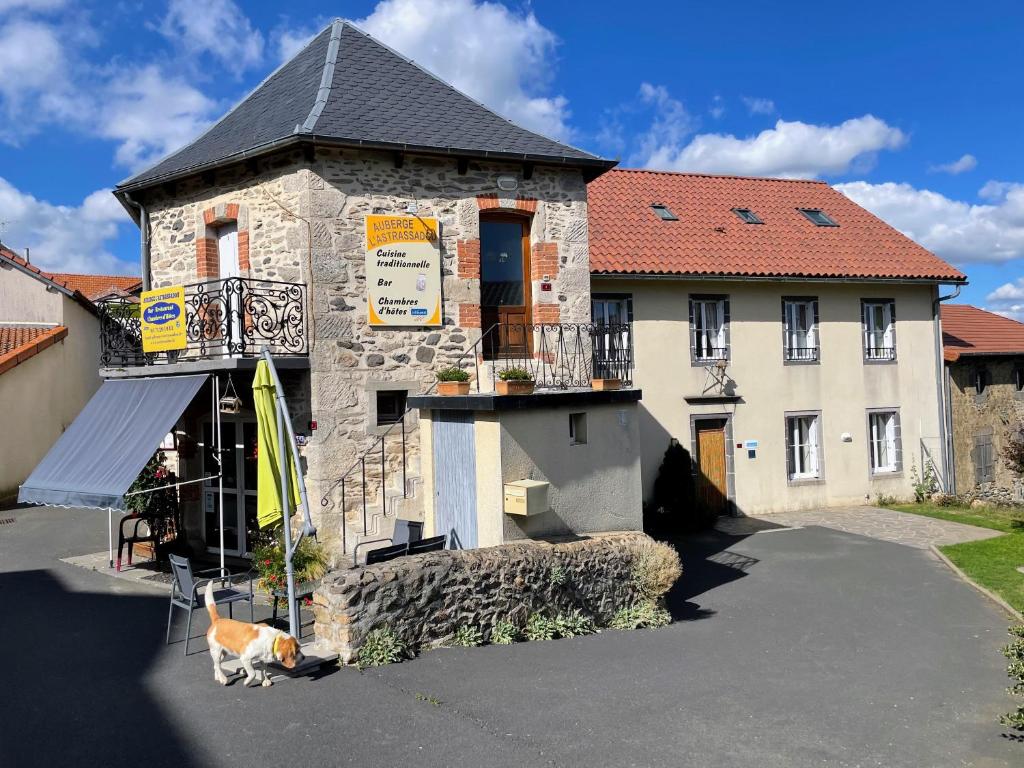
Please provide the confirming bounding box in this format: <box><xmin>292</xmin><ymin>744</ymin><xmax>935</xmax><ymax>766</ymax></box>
<box><xmin>742</xmin><ymin>96</ymin><xmax>775</xmax><ymax>115</ymax></box>
<box><xmin>837</xmin><ymin>180</ymin><xmax>1024</xmax><ymax>264</ymax></box>
<box><xmin>0</xmin><ymin>0</ymin><xmax>66</xmax><ymax>11</ymax></box>
<box><xmin>929</xmin><ymin>153</ymin><xmax>976</xmax><ymax>175</ymax></box>
<box><xmin>160</xmin><ymin>0</ymin><xmax>264</xmax><ymax>75</ymax></box>
<box><xmin>642</xmin><ymin>114</ymin><xmax>906</xmax><ymax>179</ymax></box>
<box><xmin>0</xmin><ymin>177</ymin><xmax>133</xmax><ymax>274</ymax></box>
<box><xmin>357</xmin><ymin>0</ymin><xmax>572</xmax><ymax>140</ymax></box>
<box><xmin>0</xmin><ymin>18</ymin><xmax>66</xmax><ymax>130</ymax></box>
<box><xmin>709</xmin><ymin>94</ymin><xmax>725</xmax><ymax>119</ymax></box>
<box><xmin>633</xmin><ymin>83</ymin><xmax>696</xmax><ymax>165</ymax></box>
<box><xmin>273</xmin><ymin>23</ymin><xmax>320</xmax><ymax>63</ymax></box>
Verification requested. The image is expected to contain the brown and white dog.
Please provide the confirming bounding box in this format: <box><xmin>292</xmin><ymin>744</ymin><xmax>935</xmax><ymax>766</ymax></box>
<box><xmin>205</xmin><ymin>580</ymin><xmax>302</xmax><ymax>687</ymax></box>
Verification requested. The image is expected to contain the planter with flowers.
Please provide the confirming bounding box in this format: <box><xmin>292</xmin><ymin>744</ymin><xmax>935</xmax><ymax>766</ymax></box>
<box><xmin>436</xmin><ymin>366</ymin><xmax>471</xmax><ymax>395</ymax></box>
<box><xmin>496</xmin><ymin>366</ymin><xmax>535</xmax><ymax>395</ymax></box>
<box><xmin>252</xmin><ymin>531</ymin><xmax>329</xmax><ymax>613</ymax></box>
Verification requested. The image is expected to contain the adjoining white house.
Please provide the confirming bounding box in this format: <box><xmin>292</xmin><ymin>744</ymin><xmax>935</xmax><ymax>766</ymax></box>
<box><xmin>587</xmin><ymin>169</ymin><xmax>966</xmax><ymax>516</ymax></box>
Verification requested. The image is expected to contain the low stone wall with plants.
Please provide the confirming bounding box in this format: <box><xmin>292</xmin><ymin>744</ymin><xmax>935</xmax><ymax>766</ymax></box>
<box><xmin>313</xmin><ymin>532</ymin><xmax>681</xmax><ymax>664</ymax></box>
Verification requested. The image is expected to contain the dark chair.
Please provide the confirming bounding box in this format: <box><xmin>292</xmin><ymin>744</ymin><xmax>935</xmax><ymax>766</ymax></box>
<box><xmin>116</xmin><ymin>513</ymin><xmax>158</xmax><ymax>571</ymax></box>
<box><xmin>166</xmin><ymin>554</ymin><xmax>254</xmax><ymax>655</ymax></box>
<box><xmin>408</xmin><ymin>535</ymin><xmax>447</xmax><ymax>555</ymax></box>
<box><xmin>365</xmin><ymin>542</ymin><xmax>409</xmax><ymax>565</ymax></box>
<box><xmin>353</xmin><ymin>519</ymin><xmax>423</xmax><ymax>565</ymax></box>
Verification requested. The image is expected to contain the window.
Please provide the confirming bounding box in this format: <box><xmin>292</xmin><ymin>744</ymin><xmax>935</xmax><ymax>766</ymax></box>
<box><xmin>798</xmin><ymin>208</ymin><xmax>838</xmax><ymax>227</ymax></box>
<box><xmin>690</xmin><ymin>296</ymin><xmax>728</xmax><ymax>362</ymax></box>
<box><xmin>785</xmin><ymin>413</ymin><xmax>821</xmax><ymax>481</ymax></box>
<box><xmin>569</xmin><ymin>412</ymin><xmax>588</xmax><ymax>445</ymax></box>
<box><xmin>375</xmin><ymin>390</ymin><xmax>407</xmax><ymax>426</ymax></box>
<box><xmin>862</xmin><ymin>300</ymin><xmax>896</xmax><ymax>361</ymax></box>
<box><xmin>973</xmin><ymin>432</ymin><xmax>995</xmax><ymax>483</ymax></box>
<box><xmin>782</xmin><ymin>298</ymin><xmax>819</xmax><ymax>362</ymax></box>
<box><xmin>868</xmin><ymin>410</ymin><xmax>901</xmax><ymax>474</ymax></box>
<box><xmin>732</xmin><ymin>207</ymin><xmax>763</xmax><ymax>224</ymax></box>
<box><xmin>592</xmin><ymin>295</ymin><xmax>633</xmax><ymax>376</ymax></box>
<box><xmin>974</xmin><ymin>367</ymin><xmax>990</xmax><ymax>395</ymax></box>
<box><xmin>1016</xmin><ymin>366</ymin><xmax>1024</xmax><ymax>393</ymax></box>
<box><xmin>651</xmin><ymin>203</ymin><xmax>678</xmax><ymax>221</ymax></box>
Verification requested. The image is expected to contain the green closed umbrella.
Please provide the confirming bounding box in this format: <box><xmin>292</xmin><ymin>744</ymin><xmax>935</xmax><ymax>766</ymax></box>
<box><xmin>253</xmin><ymin>360</ymin><xmax>300</xmax><ymax>529</ymax></box>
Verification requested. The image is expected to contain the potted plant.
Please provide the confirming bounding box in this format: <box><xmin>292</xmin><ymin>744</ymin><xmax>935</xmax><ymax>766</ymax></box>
<box><xmin>436</xmin><ymin>366</ymin><xmax>471</xmax><ymax>395</ymax></box>
<box><xmin>591</xmin><ymin>375</ymin><xmax>621</xmax><ymax>391</ymax></box>
<box><xmin>252</xmin><ymin>531</ymin><xmax>329</xmax><ymax>611</ymax></box>
<box><xmin>496</xmin><ymin>366</ymin><xmax>535</xmax><ymax>395</ymax></box>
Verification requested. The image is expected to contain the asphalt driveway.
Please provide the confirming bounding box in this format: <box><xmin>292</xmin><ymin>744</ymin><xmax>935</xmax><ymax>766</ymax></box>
<box><xmin>0</xmin><ymin>505</ymin><xmax>1019</xmax><ymax>767</ymax></box>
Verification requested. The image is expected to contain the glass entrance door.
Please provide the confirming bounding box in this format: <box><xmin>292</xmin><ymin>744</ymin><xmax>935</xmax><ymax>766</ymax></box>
<box><xmin>203</xmin><ymin>418</ymin><xmax>259</xmax><ymax>556</ymax></box>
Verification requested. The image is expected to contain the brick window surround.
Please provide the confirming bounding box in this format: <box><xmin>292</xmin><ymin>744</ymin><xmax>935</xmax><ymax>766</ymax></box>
<box><xmin>197</xmin><ymin>202</ymin><xmax>250</xmax><ymax>280</ymax></box>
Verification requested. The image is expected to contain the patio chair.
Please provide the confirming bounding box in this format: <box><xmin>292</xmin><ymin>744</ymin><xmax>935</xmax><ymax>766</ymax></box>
<box><xmin>364</xmin><ymin>542</ymin><xmax>409</xmax><ymax>565</ymax></box>
<box><xmin>166</xmin><ymin>554</ymin><xmax>254</xmax><ymax>656</ymax></box>
<box><xmin>408</xmin><ymin>534</ymin><xmax>447</xmax><ymax>555</ymax></box>
<box><xmin>352</xmin><ymin>519</ymin><xmax>423</xmax><ymax>565</ymax></box>
<box><xmin>116</xmin><ymin>513</ymin><xmax>158</xmax><ymax>572</ymax></box>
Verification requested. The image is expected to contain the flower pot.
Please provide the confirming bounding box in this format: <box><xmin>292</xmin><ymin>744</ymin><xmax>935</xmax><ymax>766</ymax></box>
<box><xmin>438</xmin><ymin>380</ymin><xmax>471</xmax><ymax>396</ymax></box>
<box><xmin>496</xmin><ymin>379</ymin><xmax>535</xmax><ymax>395</ymax></box>
<box><xmin>591</xmin><ymin>377</ymin><xmax>621</xmax><ymax>391</ymax></box>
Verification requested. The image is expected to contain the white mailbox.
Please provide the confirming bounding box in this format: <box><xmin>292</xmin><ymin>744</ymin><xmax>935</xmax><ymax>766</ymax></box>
<box><xmin>503</xmin><ymin>479</ymin><xmax>549</xmax><ymax>516</ymax></box>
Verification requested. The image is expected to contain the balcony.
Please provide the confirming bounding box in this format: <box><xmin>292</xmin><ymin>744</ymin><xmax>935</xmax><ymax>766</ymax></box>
<box><xmin>99</xmin><ymin>277</ymin><xmax>307</xmax><ymax>370</ymax></box>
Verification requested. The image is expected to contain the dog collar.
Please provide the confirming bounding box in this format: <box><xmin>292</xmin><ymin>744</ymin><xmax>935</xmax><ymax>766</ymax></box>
<box><xmin>273</xmin><ymin>635</ymin><xmax>284</xmax><ymax>660</ymax></box>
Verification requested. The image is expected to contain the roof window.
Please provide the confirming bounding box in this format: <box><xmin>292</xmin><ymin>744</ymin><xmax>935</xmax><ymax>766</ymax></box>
<box><xmin>799</xmin><ymin>208</ymin><xmax>838</xmax><ymax>227</ymax></box>
<box><xmin>732</xmin><ymin>208</ymin><xmax>763</xmax><ymax>224</ymax></box>
<box><xmin>651</xmin><ymin>203</ymin><xmax>678</xmax><ymax>221</ymax></box>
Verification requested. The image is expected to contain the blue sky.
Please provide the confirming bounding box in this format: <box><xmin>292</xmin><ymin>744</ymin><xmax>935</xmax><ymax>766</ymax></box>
<box><xmin>2</xmin><ymin>0</ymin><xmax>1023</xmax><ymax>314</ymax></box>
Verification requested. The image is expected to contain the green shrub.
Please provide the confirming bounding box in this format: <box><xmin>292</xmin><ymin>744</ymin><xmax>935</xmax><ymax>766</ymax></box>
<box><xmin>647</xmin><ymin>439</ymin><xmax>706</xmax><ymax>534</ymax></box>
<box><xmin>251</xmin><ymin>532</ymin><xmax>329</xmax><ymax>594</ymax></box>
<box><xmin>554</xmin><ymin>610</ymin><xmax>594</xmax><ymax>638</ymax></box>
<box><xmin>497</xmin><ymin>366</ymin><xmax>532</xmax><ymax>381</ymax></box>
<box><xmin>631</xmin><ymin>539</ymin><xmax>682</xmax><ymax>601</ymax></box>
<box><xmin>1000</xmin><ymin>624</ymin><xmax>1024</xmax><ymax>731</ymax></box>
<box><xmin>357</xmin><ymin>628</ymin><xmax>406</xmax><ymax>669</ymax></box>
<box><xmin>910</xmin><ymin>461</ymin><xmax>938</xmax><ymax>503</ymax></box>
<box><xmin>549</xmin><ymin>563</ymin><xmax>568</xmax><ymax>586</ymax></box>
<box><xmin>449</xmin><ymin>625</ymin><xmax>482</xmax><ymax>647</ymax></box>
<box><xmin>525</xmin><ymin>613</ymin><xmax>557</xmax><ymax>641</ymax></box>
<box><xmin>436</xmin><ymin>366</ymin><xmax>470</xmax><ymax>382</ymax></box>
<box><xmin>610</xmin><ymin>601</ymin><xmax>672</xmax><ymax>630</ymax></box>
<box><xmin>491</xmin><ymin>619</ymin><xmax>518</xmax><ymax>645</ymax></box>
<box><xmin>875</xmin><ymin>493</ymin><xmax>898</xmax><ymax>507</ymax></box>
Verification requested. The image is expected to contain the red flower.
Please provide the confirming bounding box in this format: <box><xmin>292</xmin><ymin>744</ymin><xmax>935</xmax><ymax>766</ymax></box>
<box><xmin>263</xmin><ymin>559</ymin><xmax>271</xmax><ymax>566</ymax></box>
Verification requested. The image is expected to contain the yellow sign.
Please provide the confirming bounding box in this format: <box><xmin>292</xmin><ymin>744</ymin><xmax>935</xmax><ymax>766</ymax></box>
<box><xmin>365</xmin><ymin>214</ymin><xmax>442</xmax><ymax>327</ymax></box>
<box><xmin>140</xmin><ymin>286</ymin><xmax>187</xmax><ymax>352</ymax></box>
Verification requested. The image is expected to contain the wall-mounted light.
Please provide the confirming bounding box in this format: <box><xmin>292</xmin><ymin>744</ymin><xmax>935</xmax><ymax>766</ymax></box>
<box><xmin>497</xmin><ymin>175</ymin><xmax>518</xmax><ymax>192</ymax></box>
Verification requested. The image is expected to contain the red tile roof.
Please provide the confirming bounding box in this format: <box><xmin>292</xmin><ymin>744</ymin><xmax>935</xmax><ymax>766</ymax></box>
<box><xmin>941</xmin><ymin>304</ymin><xmax>1024</xmax><ymax>362</ymax></box>
<box><xmin>47</xmin><ymin>273</ymin><xmax>142</xmax><ymax>300</ymax></box>
<box><xmin>0</xmin><ymin>325</ymin><xmax>68</xmax><ymax>376</ymax></box>
<box><xmin>588</xmin><ymin>169</ymin><xmax>966</xmax><ymax>282</ymax></box>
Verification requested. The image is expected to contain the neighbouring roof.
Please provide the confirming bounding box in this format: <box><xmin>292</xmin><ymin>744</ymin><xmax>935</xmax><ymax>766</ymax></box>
<box><xmin>588</xmin><ymin>169</ymin><xmax>967</xmax><ymax>282</ymax></box>
<box><xmin>47</xmin><ymin>273</ymin><xmax>142</xmax><ymax>301</ymax></box>
<box><xmin>0</xmin><ymin>325</ymin><xmax>68</xmax><ymax>376</ymax></box>
<box><xmin>118</xmin><ymin>19</ymin><xmax>613</xmax><ymax>192</ymax></box>
<box><xmin>941</xmin><ymin>304</ymin><xmax>1024</xmax><ymax>362</ymax></box>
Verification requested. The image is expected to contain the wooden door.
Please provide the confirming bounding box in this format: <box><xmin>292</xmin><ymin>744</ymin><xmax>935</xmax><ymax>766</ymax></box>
<box><xmin>695</xmin><ymin>420</ymin><xmax>728</xmax><ymax>515</ymax></box>
<box><xmin>480</xmin><ymin>214</ymin><xmax>531</xmax><ymax>358</ymax></box>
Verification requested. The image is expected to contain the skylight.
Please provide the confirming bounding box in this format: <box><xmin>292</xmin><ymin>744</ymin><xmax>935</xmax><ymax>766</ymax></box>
<box><xmin>799</xmin><ymin>208</ymin><xmax>838</xmax><ymax>227</ymax></box>
<box><xmin>651</xmin><ymin>203</ymin><xmax>678</xmax><ymax>221</ymax></box>
<box><xmin>732</xmin><ymin>208</ymin><xmax>763</xmax><ymax>224</ymax></box>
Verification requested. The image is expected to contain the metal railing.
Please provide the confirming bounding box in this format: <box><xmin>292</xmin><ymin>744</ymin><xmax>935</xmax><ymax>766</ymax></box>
<box><xmin>693</xmin><ymin>346</ymin><xmax>728</xmax><ymax>362</ymax></box>
<box><xmin>865</xmin><ymin>346</ymin><xmax>896</xmax><ymax>361</ymax></box>
<box><xmin>784</xmin><ymin>345</ymin><xmax>819</xmax><ymax>362</ymax></box>
<box><xmin>98</xmin><ymin>277</ymin><xmax>307</xmax><ymax>366</ymax></box>
<box><xmin>478</xmin><ymin>322</ymin><xmax>633</xmax><ymax>391</ymax></box>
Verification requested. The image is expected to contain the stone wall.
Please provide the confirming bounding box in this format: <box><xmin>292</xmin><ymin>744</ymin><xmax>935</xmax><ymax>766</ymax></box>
<box><xmin>314</xmin><ymin>531</ymin><xmax>661</xmax><ymax>663</ymax></box>
<box><xmin>143</xmin><ymin>147</ymin><xmax>594</xmax><ymax>558</ymax></box>
<box><xmin>948</xmin><ymin>357</ymin><xmax>1024</xmax><ymax>496</ymax></box>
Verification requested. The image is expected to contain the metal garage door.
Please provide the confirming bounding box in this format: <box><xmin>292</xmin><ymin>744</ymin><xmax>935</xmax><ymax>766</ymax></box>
<box><xmin>432</xmin><ymin>411</ymin><xmax>478</xmax><ymax>549</ymax></box>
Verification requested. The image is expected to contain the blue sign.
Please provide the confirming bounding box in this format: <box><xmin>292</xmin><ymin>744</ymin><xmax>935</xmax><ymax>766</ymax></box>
<box><xmin>143</xmin><ymin>301</ymin><xmax>181</xmax><ymax>325</ymax></box>
<box><xmin>410</xmin><ymin>307</ymin><xmax>428</xmax><ymax>316</ymax></box>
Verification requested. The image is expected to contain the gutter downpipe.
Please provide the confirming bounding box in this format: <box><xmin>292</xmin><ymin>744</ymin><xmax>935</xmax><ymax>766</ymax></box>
<box><xmin>123</xmin><ymin>192</ymin><xmax>151</xmax><ymax>292</ymax></box>
<box><xmin>933</xmin><ymin>283</ymin><xmax>963</xmax><ymax>493</ymax></box>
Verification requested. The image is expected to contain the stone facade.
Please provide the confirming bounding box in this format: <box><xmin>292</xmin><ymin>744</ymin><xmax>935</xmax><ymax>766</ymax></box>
<box><xmin>143</xmin><ymin>147</ymin><xmax>593</xmax><ymax>557</ymax></box>
<box><xmin>947</xmin><ymin>356</ymin><xmax>1024</xmax><ymax>499</ymax></box>
<box><xmin>313</xmin><ymin>531</ymin><xmax>663</xmax><ymax>662</ymax></box>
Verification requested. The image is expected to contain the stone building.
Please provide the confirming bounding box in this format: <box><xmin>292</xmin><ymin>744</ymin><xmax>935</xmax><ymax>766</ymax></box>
<box><xmin>941</xmin><ymin>304</ymin><xmax>1024</xmax><ymax>502</ymax></box>
<box><xmin>79</xmin><ymin>19</ymin><xmax>620</xmax><ymax>560</ymax></box>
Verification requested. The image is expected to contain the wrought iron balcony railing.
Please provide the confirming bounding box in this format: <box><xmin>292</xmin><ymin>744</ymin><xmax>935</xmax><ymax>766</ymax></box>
<box><xmin>99</xmin><ymin>277</ymin><xmax>307</xmax><ymax>367</ymax></box>
<box><xmin>784</xmin><ymin>345</ymin><xmax>819</xmax><ymax>362</ymax></box>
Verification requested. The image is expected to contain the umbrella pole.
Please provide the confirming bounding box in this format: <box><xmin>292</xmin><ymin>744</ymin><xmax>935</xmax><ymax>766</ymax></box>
<box><xmin>278</xmin><ymin>392</ymin><xmax>299</xmax><ymax>638</ymax></box>
<box><xmin>108</xmin><ymin>508</ymin><xmax>113</xmax><ymax>569</ymax></box>
<box><xmin>216</xmin><ymin>374</ymin><xmax>225</xmax><ymax>574</ymax></box>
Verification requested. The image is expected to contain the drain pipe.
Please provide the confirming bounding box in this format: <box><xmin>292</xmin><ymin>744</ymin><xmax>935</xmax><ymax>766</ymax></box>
<box><xmin>123</xmin><ymin>192</ymin><xmax>151</xmax><ymax>292</ymax></box>
<box><xmin>933</xmin><ymin>282</ymin><xmax>963</xmax><ymax>493</ymax></box>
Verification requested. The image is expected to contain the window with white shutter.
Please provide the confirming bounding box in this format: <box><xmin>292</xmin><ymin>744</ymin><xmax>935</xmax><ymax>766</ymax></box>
<box><xmin>868</xmin><ymin>410</ymin><xmax>901</xmax><ymax>473</ymax></box>
<box><xmin>785</xmin><ymin>413</ymin><xmax>821</xmax><ymax>481</ymax></box>
<box><xmin>783</xmin><ymin>297</ymin><xmax>819</xmax><ymax>362</ymax></box>
<box><xmin>863</xmin><ymin>300</ymin><xmax>896</xmax><ymax>361</ymax></box>
<box><xmin>690</xmin><ymin>296</ymin><xmax>729</xmax><ymax>362</ymax></box>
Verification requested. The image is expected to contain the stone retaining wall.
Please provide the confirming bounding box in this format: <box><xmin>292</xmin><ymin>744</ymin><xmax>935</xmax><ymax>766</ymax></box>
<box><xmin>314</xmin><ymin>531</ymin><xmax>663</xmax><ymax>663</ymax></box>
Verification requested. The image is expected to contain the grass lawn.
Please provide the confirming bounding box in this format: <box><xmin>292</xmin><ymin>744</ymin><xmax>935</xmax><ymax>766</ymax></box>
<box><xmin>888</xmin><ymin>503</ymin><xmax>1024</xmax><ymax>614</ymax></box>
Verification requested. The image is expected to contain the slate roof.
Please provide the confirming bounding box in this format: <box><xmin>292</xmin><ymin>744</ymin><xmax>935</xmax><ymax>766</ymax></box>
<box><xmin>118</xmin><ymin>20</ymin><xmax>612</xmax><ymax>191</ymax></box>
<box><xmin>0</xmin><ymin>325</ymin><xmax>68</xmax><ymax>377</ymax></box>
<box><xmin>941</xmin><ymin>304</ymin><xmax>1024</xmax><ymax>362</ymax></box>
<box><xmin>588</xmin><ymin>169</ymin><xmax>966</xmax><ymax>282</ymax></box>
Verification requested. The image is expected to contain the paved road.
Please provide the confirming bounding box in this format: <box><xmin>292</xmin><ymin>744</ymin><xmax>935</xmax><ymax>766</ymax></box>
<box><xmin>0</xmin><ymin>505</ymin><xmax>1019</xmax><ymax>767</ymax></box>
